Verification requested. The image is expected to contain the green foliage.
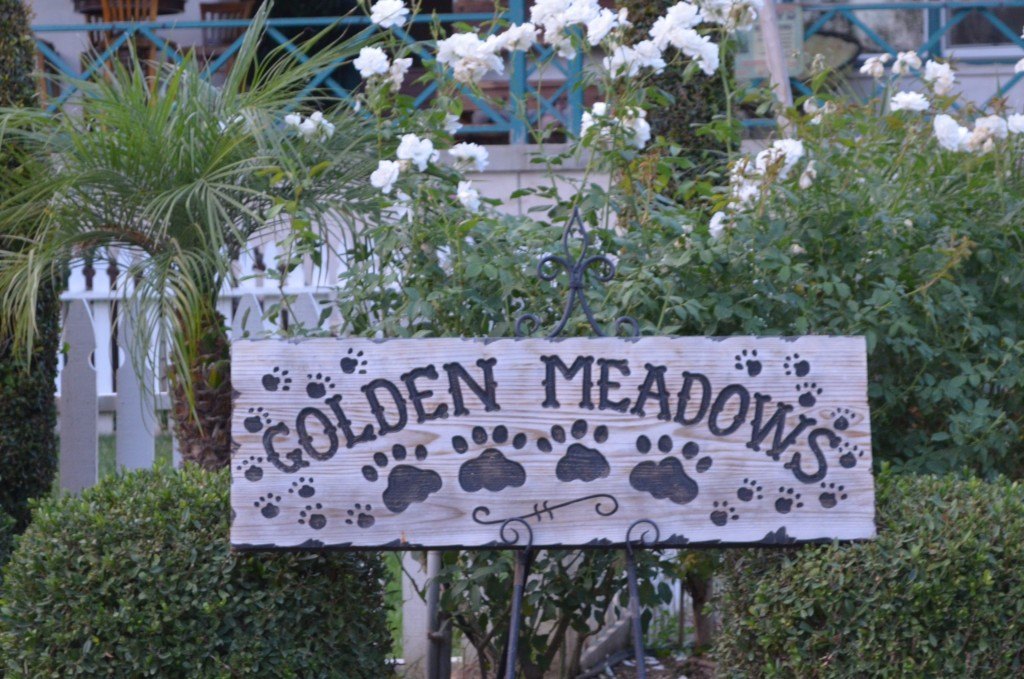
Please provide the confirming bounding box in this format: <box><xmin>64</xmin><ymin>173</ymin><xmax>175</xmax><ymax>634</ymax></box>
<box><xmin>0</xmin><ymin>0</ymin><xmax>59</xmax><ymax>532</ymax></box>
<box><xmin>0</xmin><ymin>508</ymin><xmax>14</xmax><ymax>583</ymax></box>
<box><xmin>0</xmin><ymin>0</ymin><xmax>33</xmax><ymax>108</ymax></box>
<box><xmin>609</xmin><ymin>95</ymin><xmax>1024</xmax><ymax>478</ymax></box>
<box><xmin>715</xmin><ymin>470</ymin><xmax>1024</xmax><ymax>677</ymax></box>
<box><xmin>0</xmin><ymin>464</ymin><xmax>391</xmax><ymax>677</ymax></box>
<box><xmin>435</xmin><ymin>548</ymin><xmax>676</xmax><ymax>679</ymax></box>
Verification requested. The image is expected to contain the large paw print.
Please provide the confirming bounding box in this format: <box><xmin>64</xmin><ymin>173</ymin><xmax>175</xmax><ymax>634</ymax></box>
<box><xmin>361</xmin><ymin>444</ymin><xmax>442</xmax><ymax>514</ymax></box>
<box><xmin>710</xmin><ymin>500</ymin><xmax>738</xmax><ymax>526</ymax></box>
<box><xmin>298</xmin><ymin>503</ymin><xmax>327</xmax><ymax>530</ymax></box>
<box><xmin>734</xmin><ymin>349</ymin><xmax>762</xmax><ymax>377</ymax></box>
<box><xmin>537</xmin><ymin>419</ymin><xmax>610</xmax><ymax>483</ymax></box>
<box><xmin>453</xmin><ymin>425</ymin><xmax>527</xmax><ymax>493</ymax></box>
<box><xmin>774</xmin><ymin>487</ymin><xmax>804</xmax><ymax>514</ymax></box>
<box><xmin>819</xmin><ymin>482</ymin><xmax>848</xmax><ymax>509</ymax></box>
<box><xmin>340</xmin><ymin>348</ymin><xmax>367</xmax><ymax>375</ymax></box>
<box><xmin>628</xmin><ymin>434</ymin><xmax>712</xmax><ymax>505</ymax></box>
<box><xmin>262</xmin><ymin>367</ymin><xmax>291</xmax><ymax>392</ymax></box>
<box><xmin>306</xmin><ymin>373</ymin><xmax>335</xmax><ymax>399</ymax></box>
<box><xmin>831</xmin><ymin>407</ymin><xmax>856</xmax><ymax>431</ymax></box>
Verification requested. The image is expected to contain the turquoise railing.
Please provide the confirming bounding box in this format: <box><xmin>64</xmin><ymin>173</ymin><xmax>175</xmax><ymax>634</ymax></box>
<box><xmin>32</xmin><ymin>2</ymin><xmax>1024</xmax><ymax>138</ymax></box>
<box><xmin>31</xmin><ymin>0</ymin><xmax>582</xmax><ymax>143</ymax></box>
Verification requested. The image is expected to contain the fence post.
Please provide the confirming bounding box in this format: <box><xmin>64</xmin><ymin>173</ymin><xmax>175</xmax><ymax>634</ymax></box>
<box><xmin>509</xmin><ymin>0</ymin><xmax>528</xmax><ymax>144</ymax></box>
<box><xmin>60</xmin><ymin>299</ymin><xmax>98</xmax><ymax>492</ymax></box>
<box><xmin>115</xmin><ymin>301</ymin><xmax>156</xmax><ymax>471</ymax></box>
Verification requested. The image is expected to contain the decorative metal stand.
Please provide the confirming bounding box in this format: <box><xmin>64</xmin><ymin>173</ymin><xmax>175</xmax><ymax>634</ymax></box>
<box><xmin>500</xmin><ymin>209</ymin><xmax>657</xmax><ymax>679</ymax></box>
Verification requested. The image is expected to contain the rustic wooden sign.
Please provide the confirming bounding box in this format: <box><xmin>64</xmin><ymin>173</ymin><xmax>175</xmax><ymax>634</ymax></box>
<box><xmin>230</xmin><ymin>337</ymin><xmax>875</xmax><ymax>550</ymax></box>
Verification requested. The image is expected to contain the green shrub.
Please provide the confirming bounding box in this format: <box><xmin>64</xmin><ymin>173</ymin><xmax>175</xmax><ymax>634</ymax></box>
<box><xmin>0</xmin><ymin>509</ymin><xmax>14</xmax><ymax>583</ymax></box>
<box><xmin>0</xmin><ymin>0</ymin><xmax>60</xmax><ymax>532</ymax></box>
<box><xmin>715</xmin><ymin>470</ymin><xmax>1024</xmax><ymax>677</ymax></box>
<box><xmin>0</xmin><ymin>465</ymin><xmax>391</xmax><ymax>678</ymax></box>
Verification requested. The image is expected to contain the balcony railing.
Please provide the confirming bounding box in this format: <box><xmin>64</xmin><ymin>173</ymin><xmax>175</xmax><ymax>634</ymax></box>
<box><xmin>30</xmin><ymin>1</ymin><xmax>1024</xmax><ymax>139</ymax></box>
<box><xmin>31</xmin><ymin>1</ymin><xmax>583</xmax><ymax>143</ymax></box>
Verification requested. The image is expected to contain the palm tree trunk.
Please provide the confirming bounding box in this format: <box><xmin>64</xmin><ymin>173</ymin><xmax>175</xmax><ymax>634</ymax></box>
<box><xmin>168</xmin><ymin>300</ymin><xmax>232</xmax><ymax>471</ymax></box>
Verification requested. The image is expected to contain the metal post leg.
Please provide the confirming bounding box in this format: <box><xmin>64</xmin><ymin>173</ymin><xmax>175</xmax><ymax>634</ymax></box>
<box><xmin>624</xmin><ymin>519</ymin><xmax>660</xmax><ymax>679</ymax></box>
<box><xmin>500</xmin><ymin>518</ymin><xmax>534</xmax><ymax>679</ymax></box>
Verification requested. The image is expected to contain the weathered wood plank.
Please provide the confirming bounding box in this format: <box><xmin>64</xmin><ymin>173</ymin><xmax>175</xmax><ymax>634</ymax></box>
<box><xmin>230</xmin><ymin>337</ymin><xmax>875</xmax><ymax>550</ymax></box>
<box><xmin>115</xmin><ymin>302</ymin><xmax>156</xmax><ymax>471</ymax></box>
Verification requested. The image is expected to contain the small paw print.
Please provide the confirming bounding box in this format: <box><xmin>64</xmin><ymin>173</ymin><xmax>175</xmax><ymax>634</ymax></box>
<box><xmin>306</xmin><ymin>373</ymin><xmax>335</xmax><ymax>399</ymax></box>
<box><xmin>710</xmin><ymin>500</ymin><xmax>738</xmax><ymax>526</ymax></box>
<box><xmin>796</xmin><ymin>382</ymin><xmax>822</xmax><ymax>408</ymax></box>
<box><xmin>737</xmin><ymin>478</ymin><xmax>763</xmax><ymax>502</ymax></box>
<box><xmin>774</xmin><ymin>487</ymin><xmax>803</xmax><ymax>514</ymax></box>
<box><xmin>254</xmin><ymin>493</ymin><xmax>281</xmax><ymax>519</ymax></box>
<box><xmin>832</xmin><ymin>407</ymin><xmax>855</xmax><ymax>431</ymax></box>
<box><xmin>243</xmin><ymin>407</ymin><xmax>272</xmax><ymax>434</ymax></box>
<box><xmin>784</xmin><ymin>354</ymin><xmax>811</xmax><ymax>377</ymax></box>
<box><xmin>734</xmin><ymin>349</ymin><xmax>762</xmax><ymax>377</ymax></box>
<box><xmin>262</xmin><ymin>367</ymin><xmax>291</xmax><ymax>392</ymax></box>
<box><xmin>340</xmin><ymin>348</ymin><xmax>367</xmax><ymax>375</ymax></box>
<box><xmin>288</xmin><ymin>476</ymin><xmax>316</xmax><ymax>499</ymax></box>
<box><xmin>299</xmin><ymin>503</ymin><xmax>327</xmax><ymax>529</ymax></box>
<box><xmin>838</xmin><ymin>442</ymin><xmax>864</xmax><ymax>469</ymax></box>
<box><xmin>345</xmin><ymin>503</ymin><xmax>375</xmax><ymax>528</ymax></box>
<box><xmin>236</xmin><ymin>455</ymin><xmax>264</xmax><ymax>482</ymax></box>
<box><xmin>819</xmin><ymin>482</ymin><xmax>848</xmax><ymax>509</ymax></box>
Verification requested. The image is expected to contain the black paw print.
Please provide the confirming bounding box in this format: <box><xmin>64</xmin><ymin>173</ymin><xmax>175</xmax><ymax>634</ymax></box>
<box><xmin>796</xmin><ymin>382</ymin><xmax>822</xmax><ymax>408</ymax></box>
<box><xmin>243</xmin><ymin>407</ymin><xmax>272</xmax><ymax>433</ymax></box>
<box><xmin>736</xmin><ymin>478</ymin><xmax>763</xmax><ymax>502</ymax></box>
<box><xmin>832</xmin><ymin>407</ymin><xmax>855</xmax><ymax>431</ymax></box>
<box><xmin>454</xmin><ymin>425</ymin><xmax>528</xmax><ymax>492</ymax></box>
<box><xmin>361</xmin><ymin>443</ymin><xmax>442</xmax><ymax>514</ymax></box>
<box><xmin>537</xmin><ymin>419</ymin><xmax>610</xmax><ymax>483</ymax></box>
<box><xmin>819</xmin><ymin>482</ymin><xmax>848</xmax><ymax>508</ymax></box>
<box><xmin>838</xmin><ymin>442</ymin><xmax>864</xmax><ymax>469</ymax></box>
<box><xmin>774</xmin><ymin>487</ymin><xmax>803</xmax><ymax>514</ymax></box>
<box><xmin>340</xmin><ymin>348</ymin><xmax>367</xmax><ymax>375</ymax></box>
<box><xmin>629</xmin><ymin>435</ymin><xmax>712</xmax><ymax>505</ymax></box>
<box><xmin>288</xmin><ymin>476</ymin><xmax>316</xmax><ymax>499</ymax></box>
<box><xmin>306</xmin><ymin>373</ymin><xmax>335</xmax><ymax>399</ymax></box>
<box><xmin>254</xmin><ymin>493</ymin><xmax>281</xmax><ymax>519</ymax></box>
<box><xmin>299</xmin><ymin>503</ymin><xmax>327</xmax><ymax>529</ymax></box>
<box><xmin>784</xmin><ymin>354</ymin><xmax>811</xmax><ymax>377</ymax></box>
<box><xmin>236</xmin><ymin>455</ymin><xmax>264</xmax><ymax>482</ymax></box>
<box><xmin>345</xmin><ymin>503</ymin><xmax>375</xmax><ymax>528</ymax></box>
<box><xmin>734</xmin><ymin>349</ymin><xmax>762</xmax><ymax>377</ymax></box>
<box><xmin>710</xmin><ymin>500</ymin><xmax>738</xmax><ymax>526</ymax></box>
<box><xmin>262</xmin><ymin>367</ymin><xmax>292</xmax><ymax>392</ymax></box>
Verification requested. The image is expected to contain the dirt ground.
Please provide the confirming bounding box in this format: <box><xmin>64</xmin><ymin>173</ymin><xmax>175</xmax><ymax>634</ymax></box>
<box><xmin>598</xmin><ymin>653</ymin><xmax>715</xmax><ymax>679</ymax></box>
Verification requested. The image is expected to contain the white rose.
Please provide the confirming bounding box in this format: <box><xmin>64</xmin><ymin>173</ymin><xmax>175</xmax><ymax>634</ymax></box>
<box><xmin>1007</xmin><ymin>113</ymin><xmax>1024</xmax><ymax>135</ymax></box>
<box><xmin>798</xmin><ymin>160</ymin><xmax>816</xmax><ymax>190</ymax></box>
<box><xmin>388</xmin><ymin>57</ymin><xmax>413</xmax><ymax>90</ymax></box>
<box><xmin>353</xmin><ymin>47</ymin><xmax>390</xmax><ymax>79</ymax></box>
<box><xmin>890</xmin><ymin>91</ymin><xmax>928</xmax><ymax>112</ymax></box>
<box><xmin>858</xmin><ymin>54</ymin><xmax>890</xmax><ymax>79</ymax></box>
<box><xmin>891</xmin><ymin>50</ymin><xmax>921</xmax><ymax>75</ymax></box>
<box><xmin>283</xmin><ymin>113</ymin><xmax>302</xmax><ymax>129</ymax></box>
<box><xmin>933</xmin><ymin>114</ymin><xmax>968</xmax><ymax>151</ymax></box>
<box><xmin>396</xmin><ymin>133</ymin><xmax>439</xmax><ymax>171</ymax></box>
<box><xmin>449</xmin><ymin>142</ymin><xmax>489</xmax><ymax>172</ymax></box>
<box><xmin>456</xmin><ymin>180</ymin><xmax>481</xmax><ymax>212</ymax></box>
<box><xmin>370</xmin><ymin>0</ymin><xmax>408</xmax><ymax>28</ymax></box>
<box><xmin>923</xmin><ymin>60</ymin><xmax>955</xmax><ymax>96</ymax></box>
<box><xmin>709</xmin><ymin>211</ymin><xmax>727</xmax><ymax>238</ymax></box>
<box><xmin>976</xmin><ymin>114</ymin><xmax>1008</xmax><ymax>139</ymax></box>
<box><xmin>371</xmin><ymin>159</ymin><xmax>402</xmax><ymax>194</ymax></box>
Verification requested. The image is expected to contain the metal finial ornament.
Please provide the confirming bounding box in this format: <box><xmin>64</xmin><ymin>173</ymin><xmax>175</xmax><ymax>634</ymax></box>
<box><xmin>515</xmin><ymin>208</ymin><xmax>640</xmax><ymax>339</ymax></box>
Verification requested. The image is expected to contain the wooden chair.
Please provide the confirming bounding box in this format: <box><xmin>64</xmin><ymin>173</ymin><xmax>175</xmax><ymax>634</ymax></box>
<box><xmin>96</xmin><ymin>0</ymin><xmax>163</xmax><ymax>77</ymax></box>
<box><xmin>196</xmin><ymin>1</ymin><xmax>255</xmax><ymax>75</ymax></box>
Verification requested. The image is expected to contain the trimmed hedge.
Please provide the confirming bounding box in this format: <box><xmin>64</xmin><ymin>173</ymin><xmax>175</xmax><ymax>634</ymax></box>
<box><xmin>0</xmin><ymin>509</ymin><xmax>13</xmax><ymax>584</ymax></box>
<box><xmin>716</xmin><ymin>471</ymin><xmax>1024</xmax><ymax>677</ymax></box>
<box><xmin>0</xmin><ymin>465</ymin><xmax>391</xmax><ymax>677</ymax></box>
<box><xmin>0</xmin><ymin>0</ymin><xmax>60</xmax><ymax>532</ymax></box>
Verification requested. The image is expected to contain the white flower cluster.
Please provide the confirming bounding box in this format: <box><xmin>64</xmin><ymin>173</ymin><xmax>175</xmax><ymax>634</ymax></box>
<box><xmin>729</xmin><ymin>138</ymin><xmax>806</xmax><ymax>208</ymax></box>
<box><xmin>433</xmin><ymin>23</ymin><xmax>539</xmax><ymax>86</ymax></box>
<box><xmin>371</xmin><ymin>136</ymin><xmax>486</xmax><ymax>213</ymax></box>
<box><xmin>860</xmin><ymin>51</ymin><xmax>957</xmax><ymax>97</ymax></box>
<box><xmin>449</xmin><ymin>142</ymin><xmax>489</xmax><ymax>172</ymax></box>
<box><xmin>700</xmin><ymin>0</ymin><xmax>764</xmax><ymax>32</ymax></box>
<box><xmin>580</xmin><ymin>102</ymin><xmax>651</xmax><ymax>149</ymax></box>
<box><xmin>284</xmin><ymin>111</ymin><xmax>336</xmax><ymax>141</ymax></box>
<box><xmin>354</xmin><ymin>47</ymin><xmax>412</xmax><ymax>90</ymax></box>
<box><xmin>933</xmin><ymin>113</ymin><xmax>1022</xmax><ymax>154</ymax></box>
<box><xmin>649</xmin><ymin>2</ymin><xmax>719</xmax><ymax>75</ymax></box>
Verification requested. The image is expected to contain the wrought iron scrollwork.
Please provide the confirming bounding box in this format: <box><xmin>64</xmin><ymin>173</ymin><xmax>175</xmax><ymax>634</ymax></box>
<box><xmin>515</xmin><ymin>208</ymin><xmax>639</xmax><ymax>339</ymax></box>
